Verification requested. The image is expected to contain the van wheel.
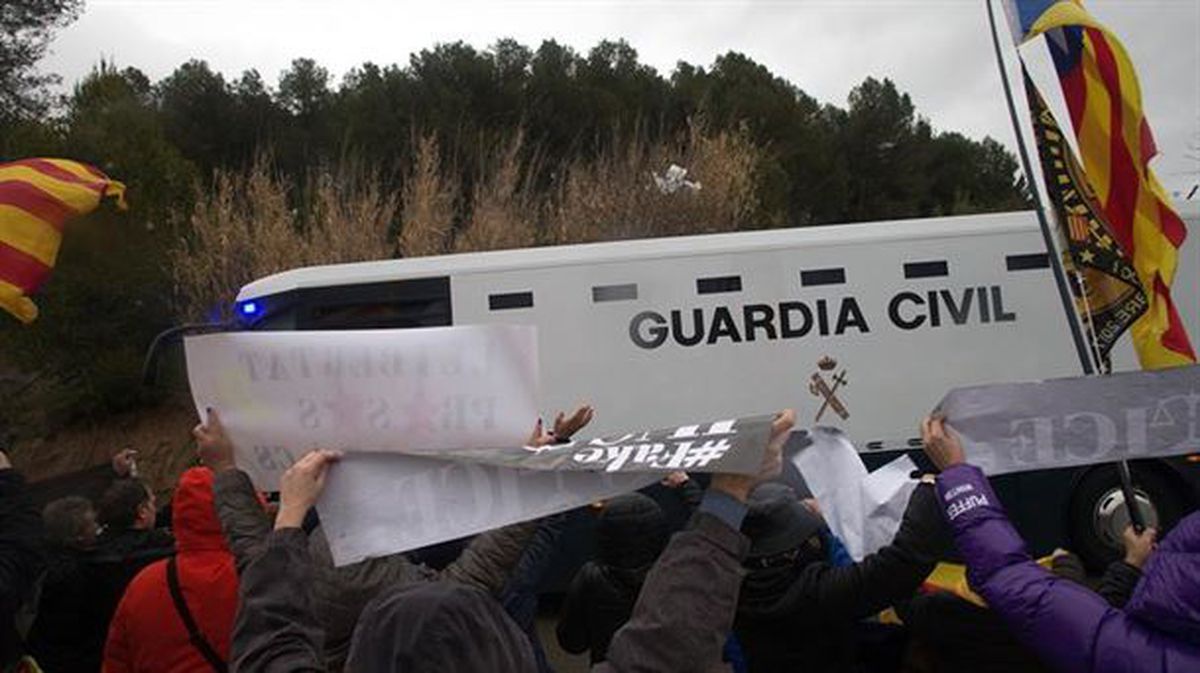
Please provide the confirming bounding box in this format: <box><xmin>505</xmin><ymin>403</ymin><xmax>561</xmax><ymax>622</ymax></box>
<box><xmin>1067</xmin><ymin>464</ymin><xmax>1185</xmax><ymax>571</ymax></box>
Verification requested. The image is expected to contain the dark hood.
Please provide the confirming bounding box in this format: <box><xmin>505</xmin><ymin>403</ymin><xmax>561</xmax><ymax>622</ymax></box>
<box><xmin>347</xmin><ymin>582</ymin><xmax>536</xmax><ymax>673</ymax></box>
<box><xmin>1126</xmin><ymin>511</ymin><xmax>1200</xmax><ymax>645</ymax></box>
<box><xmin>597</xmin><ymin>493</ymin><xmax>667</xmax><ymax>570</ymax></box>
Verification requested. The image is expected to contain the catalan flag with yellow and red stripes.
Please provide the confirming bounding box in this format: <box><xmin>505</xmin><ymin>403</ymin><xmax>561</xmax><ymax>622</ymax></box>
<box><xmin>0</xmin><ymin>158</ymin><xmax>127</xmax><ymax>324</ymax></box>
<box><xmin>1004</xmin><ymin>0</ymin><xmax>1195</xmax><ymax>369</ymax></box>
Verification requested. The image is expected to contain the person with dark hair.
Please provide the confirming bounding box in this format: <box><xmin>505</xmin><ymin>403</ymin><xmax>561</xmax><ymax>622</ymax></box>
<box><xmin>733</xmin><ymin>480</ymin><xmax>951</xmax><ymax>672</ymax></box>
<box><xmin>26</xmin><ymin>497</ymin><xmax>108</xmax><ymax>673</ymax></box>
<box><xmin>96</xmin><ymin>478</ymin><xmax>157</xmax><ymax>535</ymax></box>
<box><xmin>102</xmin><ymin>466</ymin><xmax>240</xmax><ymax>672</ymax></box>
<box><xmin>0</xmin><ymin>450</ymin><xmax>45</xmax><ymax>672</ymax></box>
<box><xmin>92</xmin><ymin>476</ymin><xmax>172</xmax><ymax>572</ymax></box>
<box><xmin>42</xmin><ymin>497</ymin><xmax>99</xmax><ymax>550</ymax></box>
<box><xmin>556</xmin><ymin>492</ymin><xmax>669</xmax><ymax>664</ymax></box>
<box><xmin>920</xmin><ymin>415</ymin><xmax>1200</xmax><ymax>673</ymax></box>
<box><xmin>230</xmin><ymin>409</ymin><xmax>795</xmax><ymax>672</ymax></box>
<box><xmin>73</xmin><ymin>477</ymin><xmax>175</xmax><ymax>670</ymax></box>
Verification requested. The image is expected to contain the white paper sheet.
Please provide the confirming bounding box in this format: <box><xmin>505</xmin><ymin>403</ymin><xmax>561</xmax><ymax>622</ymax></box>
<box><xmin>184</xmin><ymin>326</ymin><xmax>540</xmax><ymax>489</ymax></box>
<box><xmin>792</xmin><ymin>428</ymin><xmax>917</xmax><ymax>560</ymax></box>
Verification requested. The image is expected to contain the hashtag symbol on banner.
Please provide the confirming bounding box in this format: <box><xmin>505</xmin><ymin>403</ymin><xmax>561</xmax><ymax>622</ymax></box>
<box><xmin>679</xmin><ymin>438</ymin><xmax>732</xmax><ymax>468</ymax></box>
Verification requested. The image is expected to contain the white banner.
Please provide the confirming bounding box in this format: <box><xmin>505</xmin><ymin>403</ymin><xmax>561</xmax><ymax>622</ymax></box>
<box><xmin>184</xmin><ymin>326</ymin><xmax>540</xmax><ymax>488</ymax></box>
<box><xmin>318</xmin><ymin>453</ymin><xmax>654</xmax><ymax>565</ymax></box>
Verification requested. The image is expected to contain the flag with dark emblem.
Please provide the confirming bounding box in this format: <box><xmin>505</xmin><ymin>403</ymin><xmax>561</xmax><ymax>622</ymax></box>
<box><xmin>1023</xmin><ymin>69</ymin><xmax>1147</xmax><ymax>371</ymax></box>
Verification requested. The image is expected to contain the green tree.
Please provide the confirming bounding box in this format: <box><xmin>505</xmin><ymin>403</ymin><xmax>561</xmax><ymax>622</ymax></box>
<box><xmin>0</xmin><ymin>0</ymin><xmax>81</xmax><ymax>124</ymax></box>
<box><xmin>0</xmin><ymin>63</ymin><xmax>197</xmax><ymax>420</ymax></box>
<box><xmin>838</xmin><ymin>77</ymin><xmax>932</xmax><ymax>221</ymax></box>
<box><xmin>157</xmin><ymin>60</ymin><xmax>237</xmax><ymax>175</ymax></box>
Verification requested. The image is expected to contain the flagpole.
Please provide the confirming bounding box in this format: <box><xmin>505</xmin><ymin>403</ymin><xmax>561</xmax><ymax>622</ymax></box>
<box><xmin>985</xmin><ymin>0</ymin><xmax>1096</xmax><ymax>377</ymax></box>
<box><xmin>986</xmin><ymin>0</ymin><xmax>1146</xmax><ymax>532</ymax></box>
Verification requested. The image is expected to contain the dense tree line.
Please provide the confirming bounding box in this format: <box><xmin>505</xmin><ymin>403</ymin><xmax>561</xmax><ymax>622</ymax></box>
<box><xmin>4</xmin><ymin>39</ymin><xmax>1025</xmax><ymax>227</ymax></box>
<box><xmin>0</xmin><ymin>36</ymin><xmax>1027</xmax><ymax>426</ymax></box>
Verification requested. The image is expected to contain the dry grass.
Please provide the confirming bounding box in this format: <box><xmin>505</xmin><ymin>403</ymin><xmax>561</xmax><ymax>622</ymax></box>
<box><xmin>170</xmin><ymin>155</ymin><xmax>397</xmax><ymax>322</ymax></box>
<box><xmin>397</xmin><ymin>134</ymin><xmax>456</xmax><ymax>258</ymax></box>
<box><xmin>456</xmin><ymin>130</ymin><xmax>540</xmax><ymax>253</ymax></box>
<box><xmin>172</xmin><ymin>121</ymin><xmax>767</xmax><ymax>321</ymax></box>
<box><xmin>549</xmin><ymin>120</ymin><xmax>762</xmax><ymax>244</ymax></box>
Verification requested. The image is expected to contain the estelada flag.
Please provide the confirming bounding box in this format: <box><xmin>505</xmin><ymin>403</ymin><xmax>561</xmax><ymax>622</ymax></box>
<box><xmin>0</xmin><ymin>158</ymin><xmax>127</xmax><ymax>323</ymax></box>
<box><xmin>1004</xmin><ymin>0</ymin><xmax>1195</xmax><ymax>369</ymax></box>
<box><xmin>1024</xmin><ymin>71</ymin><xmax>1147</xmax><ymax>372</ymax></box>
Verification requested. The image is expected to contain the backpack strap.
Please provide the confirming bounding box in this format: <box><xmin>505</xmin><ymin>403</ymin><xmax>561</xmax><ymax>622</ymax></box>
<box><xmin>165</xmin><ymin>557</ymin><xmax>228</xmax><ymax>673</ymax></box>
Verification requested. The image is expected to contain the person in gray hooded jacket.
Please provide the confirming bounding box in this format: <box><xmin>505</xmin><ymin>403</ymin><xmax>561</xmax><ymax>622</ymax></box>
<box><xmin>228</xmin><ymin>409</ymin><xmax>795</xmax><ymax>673</ymax></box>
<box><xmin>194</xmin><ymin>409</ymin><xmax>541</xmax><ymax>671</ymax></box>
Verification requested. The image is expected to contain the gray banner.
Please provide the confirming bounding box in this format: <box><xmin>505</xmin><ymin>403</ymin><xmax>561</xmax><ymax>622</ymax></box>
<box><xmin>415</xmin><ymin>414</ymin><xmax>774</xmax><ymax>475</ymax></box>
<box><xmin>938</xmin><ymin>365</ymin><xmax>1200</xmax><ymax>475</ymax></box>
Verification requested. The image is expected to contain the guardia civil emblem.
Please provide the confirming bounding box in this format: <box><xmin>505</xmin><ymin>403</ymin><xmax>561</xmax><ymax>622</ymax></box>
<box><xmin>809</xmin><ymin>355</ymin><xmax>849</xmax><ymax>423</ymax></box>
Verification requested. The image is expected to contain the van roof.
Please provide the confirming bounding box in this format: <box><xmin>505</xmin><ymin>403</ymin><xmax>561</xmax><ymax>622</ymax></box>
<box><xmin>238</xmin><ymin>210</ymin><xmax>1040</xmax><ymax>301</ymax></box>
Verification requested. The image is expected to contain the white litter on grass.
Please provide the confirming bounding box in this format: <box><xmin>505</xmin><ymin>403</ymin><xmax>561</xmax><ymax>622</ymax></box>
<box><xmin>652</xmin><ymin>164</ymin><xmax>701</xmax><ymax>195</ymax></box>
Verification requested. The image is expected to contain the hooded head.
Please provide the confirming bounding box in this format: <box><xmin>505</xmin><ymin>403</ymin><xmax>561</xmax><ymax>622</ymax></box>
<box><xmin>172</xmin><ymin>467</ymin><xmax>228</xmax><ymax>554</ymax></box>
<box><xmin>1125</xmin><ymin>511</ymin><xmax>1200</xmax><ymax>645</ymax></box>
<box><xmin>346</xmin><ymin>581</ymin><xmax>536</xmax><ymax>673</ymax></box>
<box><xmin>596</xmin><ymin>493</ymin><xmax>668</xmax><ymax>570</ymax></box>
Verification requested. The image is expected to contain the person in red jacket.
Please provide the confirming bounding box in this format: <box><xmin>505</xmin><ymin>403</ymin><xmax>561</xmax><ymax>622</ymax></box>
<box><xmin>102</xmin><ymin>467</ymin><xmax>238</xmax><ymax>672</ymax></box>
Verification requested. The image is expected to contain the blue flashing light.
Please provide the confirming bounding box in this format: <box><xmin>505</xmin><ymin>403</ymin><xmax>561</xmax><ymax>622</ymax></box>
<box><xmin>240</xmin><ymin>301</ymin><xmax>260</xmax><ymax>317</ymax></box>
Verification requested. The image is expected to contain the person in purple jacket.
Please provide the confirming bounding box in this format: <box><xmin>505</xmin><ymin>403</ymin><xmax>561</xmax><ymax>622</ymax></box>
<box><xmin>919</xmin><ymin>415</ymin><xmax>1200</xmax><ymax>673</ymax></box>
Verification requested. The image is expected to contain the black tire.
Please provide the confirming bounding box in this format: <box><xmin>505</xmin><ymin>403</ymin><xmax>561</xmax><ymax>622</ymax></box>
<box><xmin>1067</xmin><ymin>463</ymin><xmax>1187</xmax><ymax>572</ymax></box>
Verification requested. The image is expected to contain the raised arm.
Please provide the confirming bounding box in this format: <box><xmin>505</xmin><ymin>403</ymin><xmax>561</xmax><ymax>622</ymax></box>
<box><xmin>916</xmin><ymin>415</ymin><xmax>1180</xmax><ymax>671</ymax></box>
<box><xmin>600</xmin><ymin>410</ymin><xmax>794</xmax><ymax>673</ymax></box>
<box><xmin>802</xmin><ymin>481</ymin><xmax>947</xmax><ymax>620</ymax></box>
<box><xmin>442</xmin><ymin>408</ymin><xmax>589</xmax><ymax>595</ymax></box>
<box><xmin>232</xmin><ymin>449</ymin><xmax>343</xmax><ymax>672</ymax></box>
<box><xmin>195</xmin><ymin>409</ymin><xmax>274</xmax><ymax>572</ymax></box>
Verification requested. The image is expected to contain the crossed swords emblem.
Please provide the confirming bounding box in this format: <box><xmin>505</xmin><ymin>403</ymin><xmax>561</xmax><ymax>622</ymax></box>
<box><xmin>809</xmin><ymin>356</ymin><xmax>849</xmax><ymax>423</ymax></box>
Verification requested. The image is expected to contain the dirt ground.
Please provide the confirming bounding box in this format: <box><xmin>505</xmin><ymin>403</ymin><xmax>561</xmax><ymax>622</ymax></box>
<box><xmin>8</xmin><ymin>395</ymin><xmax>200</xmax><ymax>497</ymax></box>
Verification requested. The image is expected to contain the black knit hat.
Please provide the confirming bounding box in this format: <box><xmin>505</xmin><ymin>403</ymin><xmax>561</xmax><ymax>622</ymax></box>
<box><xmin>743</xmin><ymin>482</ymin><xmax>825</xmax><ymax>559</ymax></box>
<box><xmin>597</xmin><ymin>492</ymin><xmax>668</xmax><ymax>569</ymax></box>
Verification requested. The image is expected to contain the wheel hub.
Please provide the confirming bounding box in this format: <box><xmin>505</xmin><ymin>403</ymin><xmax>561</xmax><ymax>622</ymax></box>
<box><xmin>1093</xmin><ymin>487</ymin><xmax>1159</xmax><ymax>550</ymax></box>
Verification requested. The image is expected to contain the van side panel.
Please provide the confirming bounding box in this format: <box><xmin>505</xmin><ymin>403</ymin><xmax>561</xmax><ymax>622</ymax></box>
<box><xmin>449</xmin><ymin>211</ymin><xmax>1083</xmax><ymax>449</ymax></box>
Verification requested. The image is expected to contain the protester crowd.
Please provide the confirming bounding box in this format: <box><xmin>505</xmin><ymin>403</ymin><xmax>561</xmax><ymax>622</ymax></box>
<box><xmin>1</xmin><ymin>402</ymin><xmax>1197</xmax><ymax>673</ymax></box>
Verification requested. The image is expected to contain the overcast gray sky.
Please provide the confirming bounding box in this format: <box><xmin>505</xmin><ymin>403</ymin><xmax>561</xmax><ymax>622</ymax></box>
<box><xmin>40</xmin><ymin>0</ymin><xmax>1200</xmax><ymax>195</ymax></box>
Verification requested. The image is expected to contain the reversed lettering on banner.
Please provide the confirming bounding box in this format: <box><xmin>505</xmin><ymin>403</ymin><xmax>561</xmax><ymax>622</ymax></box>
<box><xmin>939</xmin><ymin>365</ymin><xmax>1200</xmax><ymax>475</ymax></box>
<box><xmin>184</xmin><ymin>326</ymin><xmax>540</xmax><ymax>488</ymax></box>
<box><xmin>415</xmin><ymin>415</ymin><xmax>771</xmax><ymax>476</ymax></box>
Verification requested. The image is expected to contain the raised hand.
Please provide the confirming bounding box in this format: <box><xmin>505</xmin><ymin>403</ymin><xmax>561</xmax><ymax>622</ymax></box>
<box><xmin>553</xmin><ymin>405</ymin><xmax>595</xmax><ymax>441</ymax></box>
<box><xmin>111</xmin><ymin>448</ymin><xmax>139</xmax><ymax>478</ymax></box>
<box><xmin>920</xmin><ymin>415</ymin><xmax>966</xmax><ymax>471</ymax></box>
<box><xmin>193</xmin><ymin>408</ymin><xmax>236</xmax><ymax>472</ymax></box>
<box><xmin>660</xmin><ymin>471</ymin><xmax>690</xmax><ymax>489</ymax></box>
<box><xmin>710</xmin><ymin>409</ymin><xmax>795</xmax><ymax>503</ymax></box>
<box><xmin>276</xmin><ymin>449</ymin><xmax>343</xmax><ymax>529</ymax></box>
<box><xmin>1122</xmin><ymin>525</ymin><xmax>1157</xmax><ymax>569</ymax></box>
<box><xmin>527</xmin><ymin>418</ymin><xmax>555</xmax><ymax>448</ymax></box>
